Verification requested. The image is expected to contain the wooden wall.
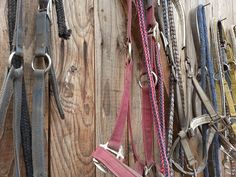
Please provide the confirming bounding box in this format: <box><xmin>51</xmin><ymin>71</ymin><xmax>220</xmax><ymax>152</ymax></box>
<box><xmin>0</xmin><ymin>0</ymin><xmax>236</xmax><ymax>177</ymax></box>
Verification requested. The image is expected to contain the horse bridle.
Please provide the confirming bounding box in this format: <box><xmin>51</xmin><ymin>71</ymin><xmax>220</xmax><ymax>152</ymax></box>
<box><xmin>168</xmin><ymin>2</ymin><xmax>236</xmax><ymax>176</ymax></box>
<box><xmin>0</xmin><ymin>0</ymin><xmax>71</xmax><ymax>176</ymax></box>
<box><xmin>0</xmin><ymin>0</ymin><xmax>29</xmax><ymax>176</ymax></box>
<box><xmin>31</xmin><ymin>0</ymin><xmax>69</xmax><ymax>176</ymax></box>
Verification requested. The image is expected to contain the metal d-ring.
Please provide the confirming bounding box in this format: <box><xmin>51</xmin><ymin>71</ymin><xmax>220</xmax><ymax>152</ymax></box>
<box><xmin>138</xmin><ymin>71</ymin><xmax>158</xmax><ymax>88</ymax></box>
<box><xmin>223</xmin><ymin>62</ymin><xmax>230</xmax><ymax>72</ymax></box>
<box><xmin>128</xmin><ymin>42</ymin><xmax>132</xmax><ymax>59</ymax></box>
<box><xmin>8</xmin><ymin>51</ymin><xmax>23</xmax><ymax>69</ymax></box>
<box><xmin>31</xmin><ymin>53</ymin><xmax>52</xmax><ymax>73</ymax></box>
<box><xmin>213</xmin><ymin>72</ymin><xmax>221</xmax><ymax>81</ymax></box>
<box><xmin>8</xmin><ymin>52</ymin><xmax>16</xmax><ymax>67</ymax></box>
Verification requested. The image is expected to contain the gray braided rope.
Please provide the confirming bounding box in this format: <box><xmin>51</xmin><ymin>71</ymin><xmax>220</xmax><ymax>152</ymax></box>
<box><xmin>167</xmin><ymin>74</ymin><xmax>175</xmax><ymax>177</ymax></box>
<box><xmin>167</xmin><ymin>0</ymin><xmax>185</xmax><ymax>115</ymax></box>
<box><xmin>160</xmin><ymin>1</ymin><xmax>175</xmax><ymax>176</ymax></box>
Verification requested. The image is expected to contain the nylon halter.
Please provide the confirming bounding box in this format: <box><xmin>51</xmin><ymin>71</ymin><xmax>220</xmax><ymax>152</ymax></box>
<box><xmin>92</xmin><ymin>0</ymin><xmax>169</xmax><ymax>176</ymax></box>
<box><xmin>135</xmin><ymin>0</ymin><xmax>170</xmax><ymax>176</ymax></box>
<box><xmin>193</xmin><ymin>5</ymin><xmax>220</xmax><ymax>177</ymax></box>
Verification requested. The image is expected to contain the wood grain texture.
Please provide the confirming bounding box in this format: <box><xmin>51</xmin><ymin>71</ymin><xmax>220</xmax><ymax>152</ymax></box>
<box><xmin>49</xmin><ymin>0</ymin><xmax>95</xmax><ymax>177</ymax></box>
<box><xmin>0</xmin><ymin>0</ymin><xmax>236</xmax><ymax>177</ymax></box>
<box><xmin>94</xmin><ymin>0</ymin><xmax>129</xmax><ymax>176</ymax></box>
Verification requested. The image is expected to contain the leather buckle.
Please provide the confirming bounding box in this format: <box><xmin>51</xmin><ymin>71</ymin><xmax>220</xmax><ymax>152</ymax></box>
<box><xmin>93</xmin><ymin>142</ymin><xmax>124</xmax><ymax>173</ymax></box>
<box><xmin>221</xmin><ymin>146</ymin><xmax>233</xmax><ymax>159</ymax></box>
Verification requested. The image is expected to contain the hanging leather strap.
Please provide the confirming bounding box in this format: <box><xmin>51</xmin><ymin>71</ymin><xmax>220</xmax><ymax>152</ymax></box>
<box><xmin>0</xmin><ymin>66</ymin><xmax>23</xmax><ymax>177</ymax></box>
<box><xmin>32</xmin><ymin>70</ymin><xmax>47</xmax><ymax>177</ymax></box>
<box><xmin>1</xmin><ymin>0</ymin><xmax>33</xmax><ymax>176</ymax></box>
<box><xmin>13</xmin><ymin>67</ymin><xmax>23</xmax><ymax>177</ymax></box>
<box><xmin>31</xmin><ymin>3</ymin><xmax>51</xmax><ymax>177</ymax></box>
<box><xmin>0</xmin><ymin>67</ymin><xmax>15</xmax><ymax>132</ymax></box>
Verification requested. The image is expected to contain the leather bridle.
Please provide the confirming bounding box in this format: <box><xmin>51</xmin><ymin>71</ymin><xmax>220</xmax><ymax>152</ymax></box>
<box><xmin>31</xmin><ymin>1</ymin><xmax>66</xmax><ymax>176</ymax></box>
<box><xmin>0</xmin><ymin>0</ymin><xmax>31</xmax><ymax>176</ymax></box>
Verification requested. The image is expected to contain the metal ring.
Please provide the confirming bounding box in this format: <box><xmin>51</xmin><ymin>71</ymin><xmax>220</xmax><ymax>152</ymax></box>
<box><xmin>138</xmin><ymin>71</ymin><xmax>158</xmax><ymax>88</ymax></box>
<box><xmin>229</xmin><ymin>61</ymin><xmax>236</xmax><ymax>69</ymax></box>
<box><xmin>8</xmin><ymin>52</ymin><xmax>16</xmax><ymax>67</ymax></box>
<box><xmin>31</xmin><ymin>53</ymin><xmax>52</xmax><ymax>73</ymax></box>
<box><xmin>213</xmin><ymin>72</ymin><xmax>220</xmax><ymax>81</ymax></box>
<box><xmin>128</xmin><ymin>42</ymin><xmax>132</xmax><ymax>59</ymax></box>
<box><xmin>223</xmin><ymin>63</ymin><xmax>230</xmax><ymax>72</ymax></box>
<box><xmin>8</xmin><ymin>51</ymin><xmax>24</xmax><ymax>69</ymax></box>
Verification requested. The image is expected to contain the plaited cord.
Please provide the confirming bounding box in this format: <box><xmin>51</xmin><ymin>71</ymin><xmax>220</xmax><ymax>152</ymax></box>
<box><xmin>8</xmin><ymin>0</ymin><xmax>16</xmax><ymax>51</ymax></box>
<box><xmin>160</xmin><ymin>1</ymin><xmax>175</xmax><ymax>176</ymax></box>
<box><xmin>8</xmin><ymin>0</ymin><xmax>33</xmax><ymax>176</ymax></box>
<box><xmin>166</xmin><ymin>0</ymin><xmax>185</xmax><ymax>171</ymax></box>
<box><xmin>135</xmin><ymin>0</ymin><xmax>170</xmax><ymax>176</ymax></box>
<box><xmin>167</xmin><ymin>0</ymin><xmax>185</xmax><ymax>116</ymax></box>
<box><xmin>55</xmin><ymin>0</ymin><xmax>72</xmax><ymax>39</ymax></box>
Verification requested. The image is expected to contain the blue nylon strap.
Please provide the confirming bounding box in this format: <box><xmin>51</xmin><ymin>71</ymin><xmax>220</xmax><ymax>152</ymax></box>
<box><xmin>197</xmin><ymin>5</ymin><xmax>220</xmax><ymax>177</ymax></box>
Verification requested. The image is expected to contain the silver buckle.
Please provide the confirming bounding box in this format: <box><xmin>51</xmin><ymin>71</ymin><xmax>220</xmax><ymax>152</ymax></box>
<box><xmin>148</xmin><ymin>22</ymin><xmax>159</xmax><ymax>42</ymax></box>
<box><xmin>220</xmin><ymin>146</ymin><xmax>233</xmax><ymax>159</ymax></box>
<box><xmin>46</xmin><ymin>0</ymin><xmax>52</xmax><ymax>20</ymax></box>
<box><xmin>93</xmin><ymin>142</ymin><xmax>124</xmax><ymax>173</ymax></box>
<box><xmin>144</xmin><ymin>164</ymin><xmax>154</xmax><ymax>176</ymax></box>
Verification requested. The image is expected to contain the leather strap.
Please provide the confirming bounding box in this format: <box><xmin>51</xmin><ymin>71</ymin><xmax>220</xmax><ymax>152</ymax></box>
<box><xmin>13</xmin><ymin>67</ymin><xmax>23</xmax><ymax>177</ymax></box>
<box><xmin>13</xmin><ymin>0</ymin><xmax>23</xmax><ymax>56</ymax></box>
<box><xmin>0</xmin><ymin>67</ymin><xmax>15</xmax><ymax>131</ymax></box>
<box><xmin>32</xmin><ymin>70</ymin><xmax>47</xmax><ymax>177</ymax></box>
<box><xmin>0</xmin><ymin>66</ymin><xmax>23</xmax><ymax>177</ymax></box>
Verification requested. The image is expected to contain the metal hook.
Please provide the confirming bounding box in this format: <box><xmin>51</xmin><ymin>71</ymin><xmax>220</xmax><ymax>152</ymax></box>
<box><xmin>203</xmin><ymin>2</ymin><xmax>211</xmax><ymax>8</ymax></box>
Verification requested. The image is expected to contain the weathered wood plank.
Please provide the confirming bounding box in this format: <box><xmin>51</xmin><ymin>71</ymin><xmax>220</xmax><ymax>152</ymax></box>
<box><xmin>0</xmin><ymin>0</ymin><xmax>236</xmax><ymax>177</ymax></box>
<box><xmin>94</xmin><ymin>0</ymin><xmax>131</xmax><ymax>176</ymax></box>
<box><xmin>49</xmin><ymin>0</ymin><xmax>95</xmax><ymax>177</ymax></box>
